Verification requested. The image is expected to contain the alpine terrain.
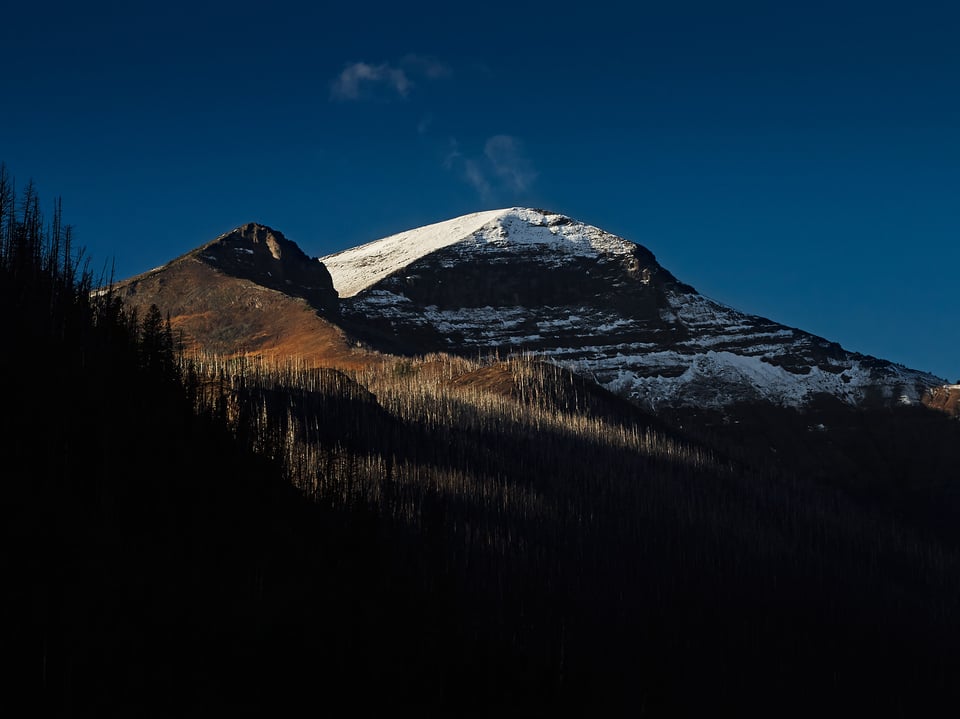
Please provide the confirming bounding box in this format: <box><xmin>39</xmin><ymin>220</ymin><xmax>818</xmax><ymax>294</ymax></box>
<box><xmin>114</xmin><ymin>208</ymin><xmax>951</xmax><ymax>413</ymax></box>
<box><xmin>321</xmin><ymin>207</ymin><xmax>948</xmax><ymax>410</ymax></box>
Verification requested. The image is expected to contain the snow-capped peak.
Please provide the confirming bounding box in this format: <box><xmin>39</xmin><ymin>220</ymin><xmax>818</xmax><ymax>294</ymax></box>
<box><xmin>320</xmin><ymin>207</ymin><xmax>636</xmax><ymax>298</ymax></box>
<box><xmin>323</xmin><ymin>208</ymin><xmax>946</xmax><ymax>411</ymax></box>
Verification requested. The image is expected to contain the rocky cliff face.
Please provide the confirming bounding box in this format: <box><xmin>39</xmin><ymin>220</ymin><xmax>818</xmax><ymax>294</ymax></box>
<box><xmin>323</xmin><ymin>208</ymin><xmax>945</xmax><ymax>410</ymax></box>
<box><xmin>193</xmin><ymin>223</ymin><xmax>339</xmax><ymax>313</ymax></box>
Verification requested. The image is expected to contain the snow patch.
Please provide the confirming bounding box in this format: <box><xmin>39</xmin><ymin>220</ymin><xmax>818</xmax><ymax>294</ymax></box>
<box><xmin>321</xmin><ymin>209</ymin><xmax>508</xmax><ymax>298</ymax></box>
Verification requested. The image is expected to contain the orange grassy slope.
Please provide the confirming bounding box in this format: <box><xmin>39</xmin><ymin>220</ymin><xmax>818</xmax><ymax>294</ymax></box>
<box><xmin>111</xmin><ymin>256</ymin><xmax>378</xmax><ymax>371</ymax></box>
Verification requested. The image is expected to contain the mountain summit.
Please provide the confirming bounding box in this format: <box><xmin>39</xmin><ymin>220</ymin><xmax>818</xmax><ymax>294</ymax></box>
<box><xmin>321</xmin><ymin>208</ymin><xmax>945</xmax><ymax>409</ymax></box>
<box><xmin>193</xmin><ymin>223</ymin><xmax>338</xmax><ymax>311</ymax></box>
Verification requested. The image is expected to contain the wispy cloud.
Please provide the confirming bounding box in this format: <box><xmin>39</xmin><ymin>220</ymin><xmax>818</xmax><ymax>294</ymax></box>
<box><xmin>463</xmin><ymin>159</ymin><xmax>493</xmax><ymax>200</ymax></box>
<box><xmin>330</xmin><ymin>62</ymin><xmax>411</xmax><ymax>101</ymax></box>
<box><xmin>442</xmin><ymin>138</ymin><xmax>462</xmax><ymax>169</ymax></box>
<box><xmin>484</xmin><ymin>135</ymin><xmax>538</xmax><ymax>193</ymax></box>
<box><xmin>444</xmin><ymin>135</ymin><xmax>537</xmax><ymax>201</ymax></box>
<box><xmin>330</xmin><ymin>55</ymin><xmax>452</xmax><ymax>102</ymax></box>
<box><xmin>401</xmin><ymin>54</ymin><xmax>452</xmax><ymax>80</ymax></box>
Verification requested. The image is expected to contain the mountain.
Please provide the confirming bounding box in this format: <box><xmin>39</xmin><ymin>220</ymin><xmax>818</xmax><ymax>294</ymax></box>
<box><xmin>111</xmin><ymin>210</ymin><xmax>951</xmax><ymax>413</ymax></box>
<box><xmin>110</xmin><ymin>222</ymin><xmax>375</xmax><ymax>369</ymax></box>
<box><xmin>322</xmin><ymin>207</ymin><xmax>947</xmax><ymax>410</ymax></box>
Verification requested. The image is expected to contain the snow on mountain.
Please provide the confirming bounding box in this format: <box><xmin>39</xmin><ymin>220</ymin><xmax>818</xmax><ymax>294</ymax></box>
<box><xmin>322</xmin><ymin>209</ymin><xmax>506</xmax><ymax>298</ymax></box>
<box><xmin>321</xmin><ymin>207</ymin><xmax>637</xmax><ymax>298</ymax></box>
<box><xmin>322</xmin><ymin>208</ymin><xmax>946</xmax><ymax>410</ymax></box>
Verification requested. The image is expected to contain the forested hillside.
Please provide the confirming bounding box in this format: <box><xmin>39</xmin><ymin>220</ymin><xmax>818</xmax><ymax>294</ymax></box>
<box><xmin>3</xmin><ymin>166</ymin><xmax>959</xmax><ymax>717</ymax></box>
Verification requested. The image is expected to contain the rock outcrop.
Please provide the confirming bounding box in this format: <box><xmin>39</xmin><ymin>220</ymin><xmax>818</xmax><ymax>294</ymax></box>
<box><xmin>193</xmin><ymin>223</ymin><xmax>339</xmax><ymax>314</ymax></box>
<box><xmin>923</xmin><ymin>384</ymin><xmax>960</xmax><ymax>417</ymax></box>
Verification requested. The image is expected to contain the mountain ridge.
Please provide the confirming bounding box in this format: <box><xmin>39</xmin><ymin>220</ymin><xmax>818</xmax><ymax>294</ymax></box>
<box><xmin>320</xmin><ymin>207</ymin><xmax>947</xmax><ymax>410</ymax></box>
<box><xmin>110</xmin><ymin>209</ymin><xmax>952</xmax><ymax>413</ymax></box>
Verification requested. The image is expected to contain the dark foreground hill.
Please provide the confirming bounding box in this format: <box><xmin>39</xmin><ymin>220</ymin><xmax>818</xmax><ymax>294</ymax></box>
<box><xmin>5</xmin><ymin>171</ymin><xmax>960</xmax><ymax>717</ymax></box>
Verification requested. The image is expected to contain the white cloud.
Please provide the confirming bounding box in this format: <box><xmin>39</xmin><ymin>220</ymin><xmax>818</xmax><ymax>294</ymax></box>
<box><xmin>463</xmin><ymin>159</ymin><xmax>492</xmax><ymax>200</ymax></box>
<box><xmin>330</xmin><ymin>62</ymin><xmax>412</xmax><ymax>101</ymax></box>
<box><xmin>444</xmin><ymin>134</ymin><xmax>537</xmax><ymax>201</ymax></box>
<box><xmin>330</xmin><ymin>56</ymin><xmax>451</xmax><ymax>102</ymax></box>
<box><xmin>484</xmin><ymin>135</ymin><xmax>538</xmax><ymax>193</ymax></box>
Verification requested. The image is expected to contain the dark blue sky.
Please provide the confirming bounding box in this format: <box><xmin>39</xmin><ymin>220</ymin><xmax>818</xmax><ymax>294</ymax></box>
<box><xmin>3</xmin><ymin>1</ymin><xmax>957</xmax><ymax>380</ymax></box>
